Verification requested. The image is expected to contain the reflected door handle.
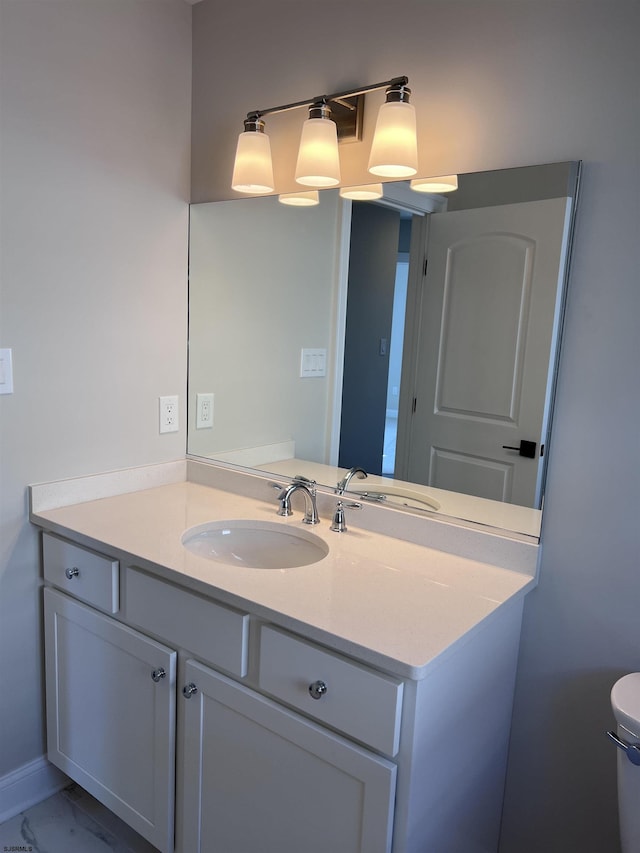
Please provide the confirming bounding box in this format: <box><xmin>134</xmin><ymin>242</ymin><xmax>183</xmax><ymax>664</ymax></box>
<box><xmin>502</xmin><ymin>440</ymin><xmax>537</xmax><ymax>458</ymax></box>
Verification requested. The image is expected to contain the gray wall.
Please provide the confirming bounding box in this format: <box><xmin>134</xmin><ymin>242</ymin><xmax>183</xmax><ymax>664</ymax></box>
<box><xmin>0</xmin><ymin>0</ymin><xmax>191</xmax><ymax>784</ymax></box>
<box><xmin>191</xmin><ymin>1</ymin><xmax>639</xmax><ymax>851</ymax></box>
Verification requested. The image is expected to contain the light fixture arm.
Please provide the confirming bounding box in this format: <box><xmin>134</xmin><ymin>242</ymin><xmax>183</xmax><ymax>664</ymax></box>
<box><xmin>245</xmin><ymin>76</ymin><xmax>409</xmax><ymax>122</ymax></box>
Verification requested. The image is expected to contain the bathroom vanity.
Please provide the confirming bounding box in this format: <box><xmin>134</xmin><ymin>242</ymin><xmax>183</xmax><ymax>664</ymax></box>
<box><xmin>32</xmin><ymin>461</ymin><xmax>538</xmax><ymax>853</ymax></box>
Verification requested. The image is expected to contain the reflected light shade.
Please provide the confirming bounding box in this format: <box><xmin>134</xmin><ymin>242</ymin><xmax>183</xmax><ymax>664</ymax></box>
<box><xmin>295</xmin><ymin>114</ymin><xmax>341</xmax><ymax>188</ymax></box>
<box><xmin>231</xmin><ymin>120</ymin><xmax>274</xmax><ymax>194</ymax></box>
<box><xmin>339</xmin><ymin>183</ymin><xmax>384</xmax><ymax>200</ymax></box>
<box><xmin>278</xmin><ymin>190</ymin><xmax>320</xmax><ymax>206</ymax></box>
<box><xmin>368</xmin><ymin>101</ymin><xmax>418</xmax><ymax>178</ymax></box>
<box><xmin>411</xmin><ymin>175</ymin><xmax>458</xmax><ymax>193</ymax></box>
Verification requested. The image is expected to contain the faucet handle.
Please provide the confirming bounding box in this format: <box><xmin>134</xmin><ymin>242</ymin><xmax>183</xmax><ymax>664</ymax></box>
<box><xmin>330</xmin><ymin>500</ymin><xmax>362</xmax><ymax>533</ymax></box>
<box><xmin>269</xmin><ymin>482</ymin><xmax>294</xmax><ymax>515</ymax></box>
<box><xmin>277</xmin><ymin>492</ymin><xmax>294</xmax><ymax>517</ymax></box>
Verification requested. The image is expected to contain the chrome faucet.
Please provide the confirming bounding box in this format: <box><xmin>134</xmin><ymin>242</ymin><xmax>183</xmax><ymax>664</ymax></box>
<box><xmin>336</xmin><ymin>466</ymin><xmax>367</xmax><ymax>495</ymax></box>
<box><xmin>330</xmin><ymin>500</ymin><xmax>362</xmax><ymax>533</ymax></box>
<box><xmin>277</xmin><ymin>480</ymin><xmax>319</xmax><ymax>525</ymax></box>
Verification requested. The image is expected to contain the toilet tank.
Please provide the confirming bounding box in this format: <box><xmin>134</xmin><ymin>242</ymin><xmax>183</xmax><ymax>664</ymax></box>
<box><xmin>611</xmin><ymin>673</ymin><xmax>640</xmax><ymax>853</ymax></box>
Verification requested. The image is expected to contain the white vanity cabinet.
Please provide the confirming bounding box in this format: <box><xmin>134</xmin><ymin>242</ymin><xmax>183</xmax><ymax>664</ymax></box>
<box><xmin>41</xmin><ymin>532</ymin><xmax>403</xmax><ymax>853</ymax></box>
<box><xmin>39</xmin><ymin>509</ymin><xmax>528</xmax><ymax>853</ymax></box>
<box><xmin>43</xmin><ymin>587</ymin><xmax>177</xmax><ymax>852</ymax></box>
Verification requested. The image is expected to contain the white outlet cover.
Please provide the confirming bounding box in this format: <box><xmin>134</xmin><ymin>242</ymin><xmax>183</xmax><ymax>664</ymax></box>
<box><xmin>196</xmin><ymin>392</ymin><xmax>214</xmax><ymax>429</ymax></box>
<box><xmin>159</xmin><ymin>395</ymin><xmax>179</xmax><ymax>434</ymax></box>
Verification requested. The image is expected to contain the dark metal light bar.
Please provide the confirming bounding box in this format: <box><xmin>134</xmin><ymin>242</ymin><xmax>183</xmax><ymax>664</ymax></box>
<box><xmin>245</xmin><ymin>76</ymin><xmax>409</xmax><ymax>121</ymax></box>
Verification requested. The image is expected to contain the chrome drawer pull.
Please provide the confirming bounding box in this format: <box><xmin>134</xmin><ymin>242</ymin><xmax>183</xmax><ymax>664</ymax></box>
<box><xmin>151</xmin><ymin>667</ymin><xmax>166</xmax><ymax>683</ymax></box>
<box><xmin>606</xmin><ymin>730</ymin><xmax>640</xmax><ymax>765</ymax></box>
<box><xmin>308</xmin><ymin>680</ymin><xmax>328</xmax><ymax>700</ymax></box>
<box><xmin>65</xmin><ymin>567</ymin><xmax>80</xmax><ymax>579</ymax></box>
<box><xmin>183</xmin><ymin>682</ymin><xmax>198</xmax><ymax>699</ymax></box>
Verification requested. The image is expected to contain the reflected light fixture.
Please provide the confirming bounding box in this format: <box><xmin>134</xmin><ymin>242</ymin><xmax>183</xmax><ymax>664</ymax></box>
<box><xmin>231</xmin><ymin>76</ymin><xmax>419</xmax><ymax>195</ymax></box>
<box><xmin>339</xmin><ymin>183</ymin><xmax>384</xmax><ymax>200</ymax></box>
<box><xmin>278</xmin><ymin>190</ymin><xmax>320</xmax><ymax>206</ymax></box>
<box><xmin>410</xmin><ymin>174</ymin><xmax>458</xmax><ymax>193</ymax></box>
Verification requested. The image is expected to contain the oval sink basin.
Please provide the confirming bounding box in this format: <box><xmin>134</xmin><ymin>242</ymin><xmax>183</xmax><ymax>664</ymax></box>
<box><xmin>182</xmin><ymin>520</ymin><xmax>329</xmax><ymax>569</ymax></box>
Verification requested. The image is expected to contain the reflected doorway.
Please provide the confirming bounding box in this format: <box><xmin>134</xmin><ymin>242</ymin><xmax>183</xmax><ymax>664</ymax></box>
<box><xmin>382</xmin><ymin>255</ymin><xmax>409</xmax><ymax>475</ymax></box>
<box><xmin>338</xmin><ymin>203</ymin><xmax>412</xmax><ymax>477</ymax></box>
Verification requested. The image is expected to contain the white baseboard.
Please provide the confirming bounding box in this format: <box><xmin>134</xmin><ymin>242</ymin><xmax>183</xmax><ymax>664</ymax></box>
<box><xmin>0</xmin><ymin>756</ymin><xmax>69</xmax><ymax>824</ymax></box>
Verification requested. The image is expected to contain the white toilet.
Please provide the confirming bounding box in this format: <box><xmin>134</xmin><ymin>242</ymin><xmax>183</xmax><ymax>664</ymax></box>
<box><xmin>610</xmin><ymin>673</ymin><xmax>640</xmax><ymax>852</ymax></box>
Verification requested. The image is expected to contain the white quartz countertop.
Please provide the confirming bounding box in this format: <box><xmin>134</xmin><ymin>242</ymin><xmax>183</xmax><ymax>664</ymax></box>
<box><xmin>32</xmin><ymin>480</ymin><xmax>536</xmax><ymax>680</ymax></box>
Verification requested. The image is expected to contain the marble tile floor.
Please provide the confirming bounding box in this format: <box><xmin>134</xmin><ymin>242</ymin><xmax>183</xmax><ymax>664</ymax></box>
<box><xmin>0</xmin><ymin>783</ymin><xmax>158</xmax><ymax>853</ymax></box>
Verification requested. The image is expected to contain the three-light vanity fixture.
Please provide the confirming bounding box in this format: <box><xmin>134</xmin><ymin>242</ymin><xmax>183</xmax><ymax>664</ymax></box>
<box><xmin>231</xmin><ymin>76</ymin><xmax>420</xmax><ymax>197</ymax></box>
<box><xmin>231</xmin><ymin>75</ymin><xmax>458</xmax><ymax>206</ymax></box>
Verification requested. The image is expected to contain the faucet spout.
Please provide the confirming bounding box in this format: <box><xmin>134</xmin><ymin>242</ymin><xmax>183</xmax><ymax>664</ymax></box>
<box><xmin>277</xmin><ymin>481</ymin><xmax>320</xmax><ymax>525</ymax></box>
<box><xmin>337</xmin><ymin>466</ymin><xmax>367</xmax><ymax>495</ymax></box>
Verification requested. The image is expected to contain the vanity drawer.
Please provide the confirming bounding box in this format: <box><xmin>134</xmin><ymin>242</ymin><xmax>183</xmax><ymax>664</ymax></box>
<box><xmin>258</xmin><ymin>626</ymin><xmax>403</xmax><ymax>756</ymax></box>
<box><xmin>124</xmin><ymin>567</ymin><xmax>249</xmax><ymax>678</ymax></box>
<box><xmin>43</xmin><ymin>532</ymin><xmax>119</xmax><ymax>614</ymax></box>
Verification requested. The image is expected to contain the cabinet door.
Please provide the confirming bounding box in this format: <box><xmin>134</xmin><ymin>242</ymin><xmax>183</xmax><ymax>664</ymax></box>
<box><xmin>44</xmin><ymin>588</ymin><xmax>176</xmax><ymax>853</ymax></box>
<box><xmin>177</xmin><ymin>660</ymin><xmax>396</xmax><ymax>853</ymax></box>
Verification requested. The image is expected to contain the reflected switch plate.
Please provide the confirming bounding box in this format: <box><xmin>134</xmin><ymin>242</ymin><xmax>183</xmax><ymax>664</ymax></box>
<box><xmin>0</xmin><ymin>348</ymin><xmax>13</xmax><ymax>394</ymax></box>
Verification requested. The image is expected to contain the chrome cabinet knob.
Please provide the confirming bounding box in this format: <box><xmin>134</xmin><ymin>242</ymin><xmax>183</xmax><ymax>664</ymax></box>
<box><xmin>151</xmin><ymin>667</ymin><xmax>166</xmax><ymax>683</ymax></box>
<box><xmin>308</xmin><ymin>680</ymin><xmax>328</xmax><ymax>700</ymax></box>
<box><xmin>65</xmin><ymin>567</ymin><xmax>79</xmax><ymax>579</ymax></box>
<box><xmin>182</xmin><ymin>682</ymin><xmax>198</xmax><ymax>699</ymax></box>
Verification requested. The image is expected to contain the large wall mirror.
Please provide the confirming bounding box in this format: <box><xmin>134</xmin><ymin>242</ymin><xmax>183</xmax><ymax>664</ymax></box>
<box><xmin>188</xmin><ymin>162</ymin><xmax>581</xmax><ymax>539</ymax></box>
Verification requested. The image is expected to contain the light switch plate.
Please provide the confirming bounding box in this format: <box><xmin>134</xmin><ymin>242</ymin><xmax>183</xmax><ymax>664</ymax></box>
<box><xmin>300</xmin><ymin>348</ymin><xmax>327</xmax><ymax>378</ymax></box>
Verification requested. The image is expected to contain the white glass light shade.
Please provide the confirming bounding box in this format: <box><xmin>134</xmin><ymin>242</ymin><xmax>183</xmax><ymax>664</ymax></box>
<box><xmin>368</xmin><ymin>101</ymin><xmax>418</xmax><ymax>178</ymax></box>
<box><xmin>231</xmin><ymin>130</ymin><xmax>274</xmax><ymax>194</ymax></box>
<box><xmin>295</xmin><ymin>118</ymin><xmax>341</xmax><ymax>187</ymax></box>
<box><xmin>278</xmin><ymin>191</ymin><xmax>320</xmax><ymax>206</ymax></box>
<box><xmin>411</xmin><ymin>175</ymin><xmax>458</xmax><ymax>193</ymax></box>
<box><xmin>339</xmin><ymin>183</ymin><xmax>384</xmax><ymax>200</ymax></box>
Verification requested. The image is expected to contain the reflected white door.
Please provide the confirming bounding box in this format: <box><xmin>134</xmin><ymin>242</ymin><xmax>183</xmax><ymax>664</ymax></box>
<box><xmin>402</xmin><ymin>197</ymin><xmax>571</xmax><ymax>506</ymax></box>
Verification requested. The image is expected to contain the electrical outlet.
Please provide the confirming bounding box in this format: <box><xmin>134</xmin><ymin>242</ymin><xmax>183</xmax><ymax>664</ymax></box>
<box><xmin>159</xmin><ymin>395</ymin><xmax>179</xmax><ymax>434</ymax></box>
<box><xmin>196</xmin><ymin>393</ymin><xmax>214</xmax><ymax>429</ymax></box>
